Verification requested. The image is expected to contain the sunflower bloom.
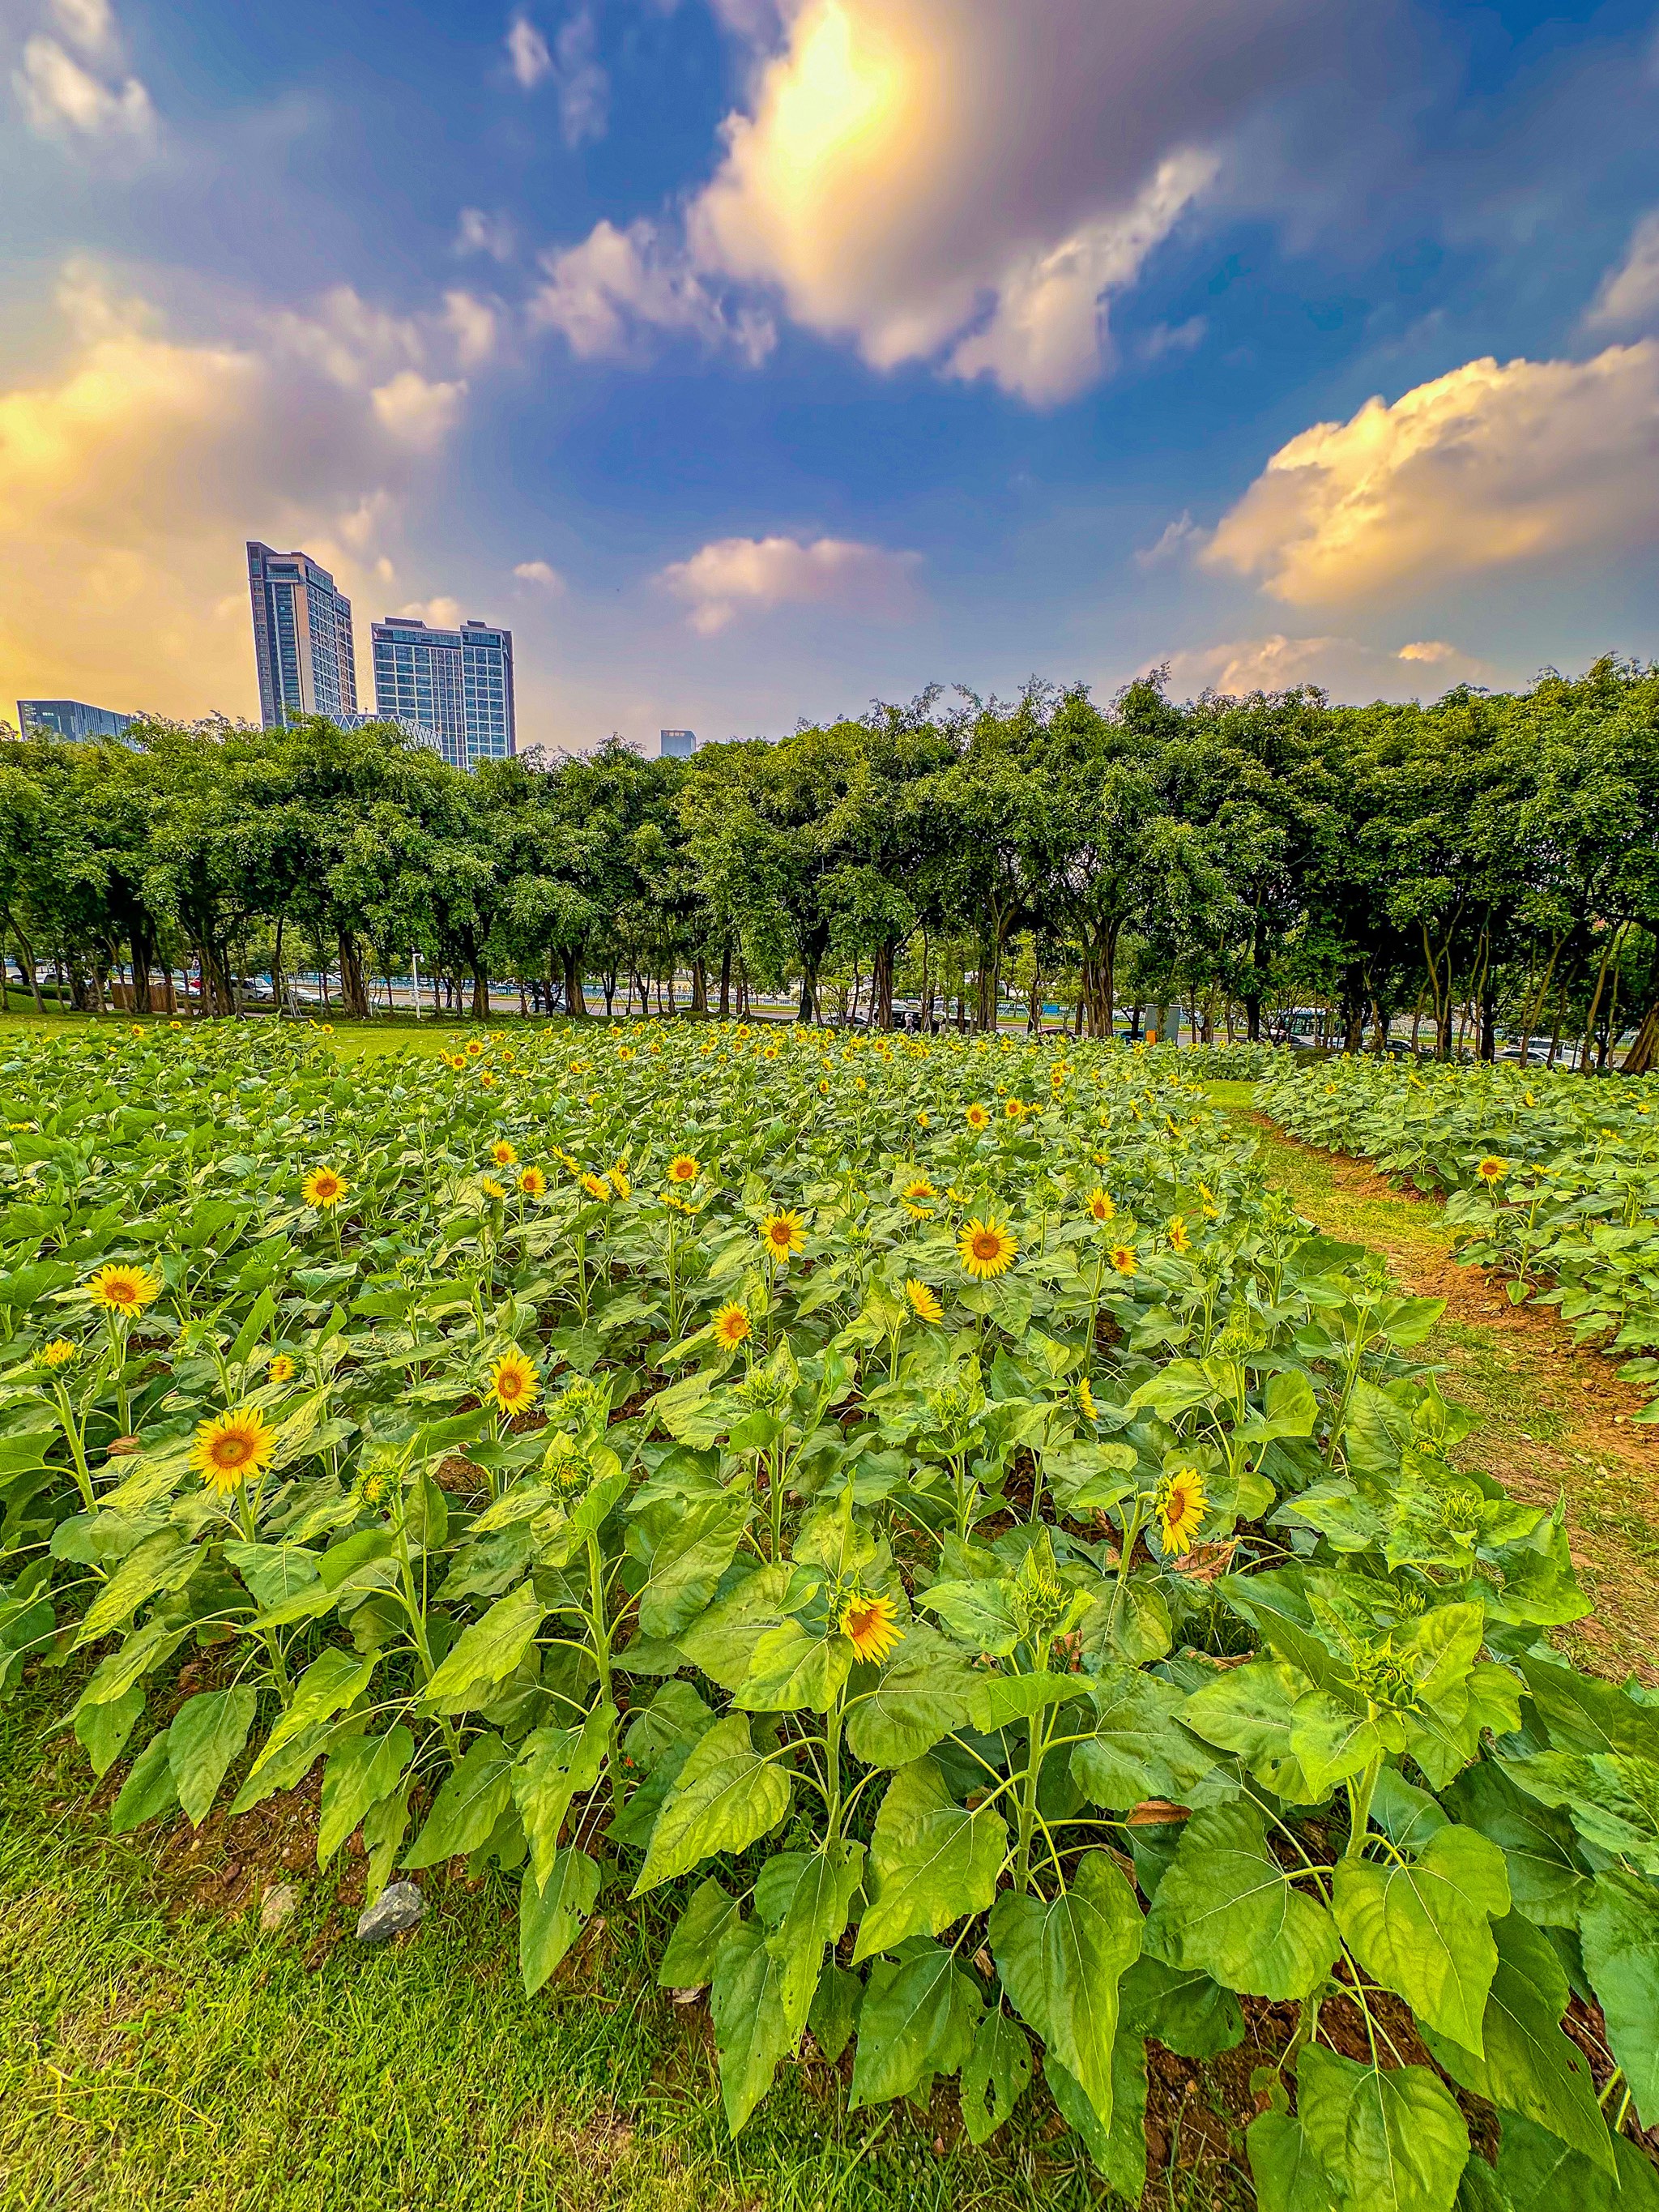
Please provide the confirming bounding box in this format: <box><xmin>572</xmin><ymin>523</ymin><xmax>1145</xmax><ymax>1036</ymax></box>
<box><xmin>41</xmin><ymin>1339</ymin><xmax>79</xmax><ymax>1369</ymax></box>
<box><xmin>518</xmin><ymin>1166</ymin><xmax>548</xmax><ymax>1198</ymax></box>
<box><xmin>580</xmin><ymin>1172</ymin><xmax>612</xmax><ymax>1202</ymax></box>
<box><xmin>301</xmin><ymin>1165</ymin><xmax>348</xmax><ymax>1210</ymax></box>
<box><xmin>905</xmin><ymin>1279</ymin><xmax>943</xmax><ymax>1324</ymax></box>
<box><xmin>838</xmin><ymin>1590</ymin><xmax>903</xmax><ymax>1663</ymax></box>
<box><xmin>957</xmin><ymin>1217</ymin><xmax>1017</xmax><ymax>1280</ymax></box>
<box><xmin>488</xmin><ymin>1347</ymin><xmax>539</xmax><ymax>1416</ymax></box>
<box><xmin>1077</xmin><ymin>1378</ymin><xmax>1098</xmax><ymax>1421</ymax></box>
<box><xmin>1166</xmin><ymin>1215</ymin><xmax>1192</xmax><ymax>1253</ymax></box>
<box><xmin>965</xmin><ymin>1102</ymin><xmax>990</xmax><ymax>1132</ymax></box>
<box><xmin>1155</xmin><ymin>1466</ymin><xmax>1208</xmax><ymax>1557</ymax></box>
<box><xmin>1476</xmin><ymin>1156</ymin><xmax>1509</xmax><ymax>1185</ymax></box>
<box><xmin>712</xmin><ymin>1300</ymin><xmax>752</xmax><ymax>1349</ymax></box>
<box><xmin>193</xmin><ymin>1407</ymin><xmax>275</xmax><ymax>1494</ymax></box>
<box><xmin>608</xmin><ymin>1164</ymin><xmax>632</xmax><ymax>1199</ymax></box>
<box><xmin>1109</xmin><ymin>1244</ymin><xmax>1138</xmax><ymax>1278</ymax></box>
<box><xmin>1004</xmin><ymin>1099</ymin><xmax>1024</xmax><ymax>1121</ymax></box>
<box><xmin>760</xmin><ymin>1208</ymin><xmax>807</xmax><ymax>1262</ymax></box>
<box><xmin>491</xmin><ymin>1141</ymin><xmax>518</xmax><ymax>1168</ymax></box>
<box><xmin>480</xmin><ymin>1176</ymin><xmax>506</xmax><ymax>1201</ymax></box>
<box><xmin>902</xmin><ymin>1176</ymin><xmax>936</xmax><ymax>1204</ymax></box>
<box><xmin>667</xmin><ymin>1153</ymin><xmax>700</xmax><ymax>1185</ymax></box>
<box><xmin>267</xmin><ymin>1353</ymin><xmax>296</xmax><ymax>1385</ymax></box>
<box><xmin>1085</xmin><ymin>1187</ymin><xmax>1115</xmax><ymax>1225</ymax></box>
<box><xmin>87</xmin><ymin>1263</ymin><xmax>162</xmax><ymax>1318</ymax></box>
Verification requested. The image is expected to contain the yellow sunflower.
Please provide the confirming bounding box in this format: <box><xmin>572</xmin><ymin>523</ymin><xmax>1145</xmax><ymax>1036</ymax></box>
<box><xmin>1476</xmin><ymin>1156</ymin><xmax>1509</xmax><ymax>1185</ymax></box>
<box><xmin>480</xmin><ymin>1176</ymin><xmax>506</xmax><ymax>1201</ymax></box>
<box><xmin>608</xmin><ymin>1164</ymin><xmax>632</xmax><ymax>1199</ymax></box>
<box><xmin>1166</xmin><ymin>1215</ymin><xmax>1192</xmax><ymax>1253</ymax></box>
<box><xmin>41</xmin><ymin>1339</ymin><xmax>79</xmax><ymax>1368</ymax></box>
<box><xmin>301</xmin><ymin>1165</ymin><xmax>348</xmax><ymax>1210</ymax></box>
<box><xmin>580</xmin><ymin>1172</ymin><xmax>612</xmax><ymax>1201</ymax></box>
<box><xmin>1085</xmin><ymin>1187</ymin><xmax>1115</xmax><ymax>1224</ymax></box>
<box><xmin>488</xmin><ymin>1347</ymin><xmax>539</xmax><ymax>1416</ymax></box>
<box><xmin>491</xmin><ymin>1140</ymin><xmax>518</xmax><ymax>1168</ymax></box>
<box><xmin>466</xmin><ymin>1040</ymin><xmax>484</xmax><ymax>1058</ymax></box>
<box><xmin>711</xmin><ymin>1300</ymin><xmax>752</xmax><ymax>1349</ymax></box>
<box><xmin>1155</xmin><ymin>1466</ymin><xmax>1208</xmax><ymax>1556</ymax></box>
<box><xmin>1004</xmin><ymin>1098</ymin><xmax>1024</xmax><ymax>1121</ymax></box>
<box><xmin>193</xmin><ymin>1406</ymin><xmax>275</xmax><ymax>1494</ymax></box>
<box><xmin>838</xmin><ymin>1590</ymin><xmax>903</xmax><ymax>1663</ymax></box>
<box><xmin>267</xmin><ymin>1353</ymin><xmax>296</xmax><ymax>1385</ymax></box>
<box><xmin>905</xmin><ymin>1278</ymin><xmax>943</xmax><ymax>1324</ymax></box>
<box><xmin>957</xmin><ymin>1217</ymin><xmax>1018</xmax><ymax>1279</ymax></box>
<box><xmin>965</xmin><ymin>1102</ymin><xmax>991</xmax><ymax>1132</ymax></box>
<box><xmin>448</xmin><ymin>1053</ymin><xmax>467</xmax><ymax>1072</ymax></box>
<box><xmin>1109</xmin><ymin>1244</ymin><xmax>1138</xmax><ymax>1277</ymax></box>
<box><xmin>518</xmin><ymin>1166</ymin><xmax>548</xmax><ymax>1198</ymax></box>
<box><xmin>1077</xmin><ymin>1378</ymin><xmax>1098</xmax><ymax>1421</ymax></box>
<box><xmin>760</xmin><ymin>1208</ymin><xmax>808</xmax><ymax>1262</ymax></box>
<box><xmin>87</xmin><ymin>1262</ymin><xmax>162</xmax><ymax>1318</ymax></box>
<box><xmin>667</xmin><ymin>1153</ymin><xmax>700</xmax><ymax>1185</ymax></box>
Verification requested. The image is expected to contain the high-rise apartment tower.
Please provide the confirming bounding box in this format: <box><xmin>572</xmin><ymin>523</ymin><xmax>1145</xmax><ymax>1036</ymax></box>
<box><xmin>371</xmin><ymin>616</ymin><xmax>515</xmax><ymax>770</ymax></box>
<box><xmin>247</xmin><ymin>543</ymin><xmax>358</xmax><ymax>728</ymax></box>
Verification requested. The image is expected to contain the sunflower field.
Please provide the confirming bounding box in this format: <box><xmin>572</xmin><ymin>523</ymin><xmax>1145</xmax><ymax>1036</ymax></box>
<box><xmin>1260</xmin><ymin>1053</ymin><xmax>1659</xmax><ymax>1414</ymax></box>
<box><xmin>2</xmin><ymin>1017</ymin><xmax>1657</xmax><ymax>2211</ymax></box>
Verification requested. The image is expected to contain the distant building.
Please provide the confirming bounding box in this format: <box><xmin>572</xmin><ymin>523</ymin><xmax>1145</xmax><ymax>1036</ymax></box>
<box><xmin>340</xmin><ymin>711</ymin><xmax>445</xmax><ymax>756</ymax></box>
<box><xmin>247</xmin><ymin>542</ymin><xmax>359</xmax><ymax>728</ymax></box>
<box><xmin>660</xmin><ymin>728</ymin><xmax>697</xmax><ymax>758</ymax></box>
<box><xmin>15</xmin><ymin>698</ymin><xmax>134</xmax><ymax>742</ymax></box>
<box><xmin>371</xmin><ymin>616</ymin><xmax>515</xmax><ymax>770</ymax></box>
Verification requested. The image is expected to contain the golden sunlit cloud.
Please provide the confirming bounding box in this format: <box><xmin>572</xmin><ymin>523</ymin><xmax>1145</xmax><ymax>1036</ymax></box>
<box><xmin>1203</xmin><ymin>343</ymin><xmax>1659</xmax><ymax>605</ymax></box>
<box><xmin>1158</xmin><ymin>633</ymin><xmax>1491</xmax><ymax>702</ymax></box>
<box><xmin>656</xmin><ymin>533</ymin><xmax>923</xmax><ymax>634</ymax></box>
<box><xmin>0</xmin><ymin>264</ymin><xmax>469</xmax><ymax>720</ymax></box>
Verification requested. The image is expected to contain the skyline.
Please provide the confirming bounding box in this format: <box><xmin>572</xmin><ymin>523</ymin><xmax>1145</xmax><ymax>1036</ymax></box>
<box><xmin>0</xmin><ymin>0</ymin><xmax>1657</xmax><ymax>752</ymax></box>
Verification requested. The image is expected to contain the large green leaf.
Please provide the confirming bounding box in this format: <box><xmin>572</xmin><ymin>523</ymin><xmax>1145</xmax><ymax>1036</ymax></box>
<box><xmin>709</xmin><ymin>1920</ymin><xmax>791</xmax><ymax>2134</ymax></box>
<box><xmin>512</xmin><ymin>1702</ymin><xmax>613</xmax><ymax>1888</ymax></box>
<box><xmin>852</xmin><ymin>1757</ymin><xmax>1006</xmax><ymax>1962</ymax></box>
<box><xmin>519</xmin><ymin>1847</ymin><xmax>601</xmax><ymax>1996</ymax></box>
<box><xmin>847</xmin><ymin>1940</ymin><xmax>982</xmax><ymax>2111</ymax></box>
<box><xmin>1333</xmin><ymin>1825</ymin><xmax>1510</xmax><ymax>2052</ymax></box>
<box><xmin>1423</xmin><ymin>1911</ymin><xmax>1613</xmax><ymax>2173</ymax></box>
<box><xmin>1144</xmin><ymin>1799</ymin><xmax>1339</xmax><ymax>2001</ymax></box>
<box><xmin>318</xmin><ymin>1725</ymin><xmax>413</xmax><ymax>1868</ymax></box>
<box><xmin>843</xmin><ymin>1637</ymin><xmax>978</xmax><ymax>1767</ymax></box>
<box><xmin>674</xmin><ymin>1565</ymin><xmax>790</xmax><ymax>1689</ymax></box>
<box><xmin>168</xmin><ymin>1687</ymin><xmax>257</xmax><ymax>1826</ymax></box>
<box><xmin>243</xmin><ymin>1648</ymin><xmax>376</xmax><ymax>1788</ymax></box>
<box><xmin>1120</xmin><ymin>1954</ymin><xmax>1243</xmax><ymax>2059</ymax></box>
<box><xmin>1493</xmin><ymin>2113</ymin><xmax>1659</xmax><ymax>2212</ymax></box>
<box><xmin>403</xmin><ymin>1733</ymin><xmax>514</xmax><ymax>1870</ymax></box>
<box><xmin>733</xmin><ymin>1620</ymin><xmax>852</xmax><ymax>1714</ymax></box>
<box><xmin>1247</xmin><ymin>2107</ymin><xmax>1338</xmax><ymax>2212</ymax></box>
<box><xmin>75</xmin><ymin>1531</ymin><xmax>198</xmax><ymax>1646</ymax></box>
<box><xmin>1577</xmin><ymin>1869</ymin><xmax>1659</xmax><ymax>2129</ymax></box>
<box><xmin>988</xmin><ymin>1850</ymin><xmax>1141</xmax><ymax>2133</ymax></box>
<box><xmin>1296</xmin><ymin>2046</ymin><xmax>1469</xmax><ymax>2212</ymax></box>
<box><xmin>919</xmin><ymin>1577</ymin><xmax>1020</xmax><ymax>1656</ymax></box>
<box><xmin>1441</xmin><ymin>1762</ymin><xmax>1587</xmax><ymax>1929</ymax></box>
<box><xmin>959</xmin><ymin>2011</ymin><xmax>1031</xmax><ymax>2146</ymax></box>
<box><xmin>1499</xmin><ymin>1751</ymin><xmax>1659</xmax><ymax>1876</ymax></box>
<box><xmin>110</xmin><ymin>1725</ymin><xmax>179</xmax><ymax>1831</ymax></box>
<box><xmin>658</xmin><ymin>1877</ymin><xmax>742</xmax><ymax>1991</ymax></box>
<box><xmin>636</xmin><ymin>1493</ymin><xmax>749</xmax><ymax>1639</ymax></box>
<box><xmin>1044</xmin><ymin>2036</ymin><xmax>1148</xmax><ymax>2201</ymax></box>
<box><xmin>633</xmin><ymin>1715</ymin><xmax>791</xmax><ymax>1894</ymax></box>
<box><xmin>1179</xmin><ymin>1660</ymin><xmax>1328</xmax><ymax>1801</ymax></box>
<box><xmin>761</xmin><ymin>1839</ymin><xmax>865</xmax><ymax>2043</ymax></box>
<box><xmin>1070</xmin><ymin>1662</ymin><xmax>1221</xmax><ymax>1810</ymax></box>
<box><xmin>423</xmin><ymin>1581</ymin><xmax>544</xmax><ymax>1713</ymax></box>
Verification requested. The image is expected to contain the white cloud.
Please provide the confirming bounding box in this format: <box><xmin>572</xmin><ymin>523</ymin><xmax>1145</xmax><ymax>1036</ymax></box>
<box><xmin>530</xmin><ymin>216</ymin><xmax>775</xmax><ymax>365</ymax></box>
<box><xmin>550</xmin><ymin>6</ymin><xmax>608</xmax><ymax>148</ymax></box>
<box><xmin>684</xmin><ymin>0</ymin><xmax>1335</xmax><ymax>400</ymax></box>
<box><xmin>15</xmin><ymin>32</ymin><xmax>156</xmax><ymax>146</ymax></box>
<box><xmin>1135</xmin><ymin>511</ymin><xmax>1204</xmax><ymax>570</ymax></box>
<box><xmin>455</xmin><ymin>207</ymin><xmax>516</xmax><ymax>262</ymax></box>
<box><xmin>1142</xmin><ymin>314</ymin><xmax>1208</xmax><ymax>362</ymax></box>
<box><xmin>506</xmin><ymin>12</ymin><xmax>553</xmax><ymax>89</ymax></box>
<box><xmin>1585</xmin><ymin>210</ymin><xmax>1659</xmax><ymax>333</ymax></box>
<box><xmin>369</xmin><ymin>369</ymin><xmax>467</xmax><ymax>451</ymax></box>
<box><xmin>514</xmin><ymin>560</ymin><xmax>566</xmax><ymax>591</ymax></box>
<box><xmin>1203</xmin><ymin>342</ymin><xmax>1659</xmax><ymax>604</ymax></box>
<box><xmin>658</xmin><ymin>532</ymin><xmax>923</xmax><ymax>634</ymax></box>
<box><xmin>444</xmin><ymin>289</ymin><xmax>498</xmax><ymax>367</ymax></box>
<box><xmin>396</xmin><ymin>597</ymin><xmax>465</xmax><ymax>629</ymax></box>
<box><xmin>0</xmin><ymin>262</ymin><xmax>467</xmax><ymax>718</ymax></box>
<box><xmin>1160</xmin><ymin>634</ymin><xmax>1491</xmax><ymax>700</ymax></box>
<box><xmin>49</xmin><ymin>0</ymin><xmax>117</xmax><ymax>58</ymax></box>
<box><xmin>946</xmin><ymin>153</ymin><xmax>1216</xmax><ymax>404</ymax></box>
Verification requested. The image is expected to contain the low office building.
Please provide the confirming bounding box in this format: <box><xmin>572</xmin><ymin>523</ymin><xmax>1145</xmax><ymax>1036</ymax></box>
<box><xmin>16</xmin><ymin>698</ymin><xmax>134</xmax><ymax>741</ymax></box>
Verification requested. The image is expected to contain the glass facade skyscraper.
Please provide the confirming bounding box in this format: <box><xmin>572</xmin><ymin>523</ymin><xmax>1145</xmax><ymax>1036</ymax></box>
<box><xmin>247</xmin><ymin>543</ymin><xmax>358</xmax><ymax>728</ymax></box>
<box><xmin>16</xmin><ymin>699</ymin><xmax>134</xmax><ymax>742</ymax></box>
<box><xmin>371</xmin><ymin>617</ymin><xmax>515</xmax><ymax>770</ymax></box>
<box><xmin>660</xmin><ymin>728</ymin><xmax>697</xmax><ymax>758</ymax></box>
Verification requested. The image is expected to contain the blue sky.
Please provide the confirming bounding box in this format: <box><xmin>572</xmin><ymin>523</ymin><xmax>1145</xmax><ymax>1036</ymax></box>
<box><xmin>2</xmin><ymin>0</ymin><xmax>1657</xmax><ymax>749</ymax></box>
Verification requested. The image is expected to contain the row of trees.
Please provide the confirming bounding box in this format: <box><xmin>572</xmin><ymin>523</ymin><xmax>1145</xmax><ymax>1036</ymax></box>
<box><xmin>2</xmin><ymin>655</ymin><xmax>1658</xmax><ymax>1068</ymax></box>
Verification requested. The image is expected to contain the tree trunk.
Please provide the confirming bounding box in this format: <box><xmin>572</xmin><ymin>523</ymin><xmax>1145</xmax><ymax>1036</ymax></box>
<box><xmin>471</xmin><ymin>963</ymin><xmax>490</xmax><ymax>1019</ymax></box>
<box><xmin>339</xmin><ymin>932</ymin><xmax>371</xmax><ymax>1020</ymax></box>
<box><xmin>719</xmin><ymin>942</ymin><xmax>731</xmax><ymax>1019</ymax></box>
<box><xmin>873</xmin><ymin>939</ymin><xmax>895</xmax><ymax>1031</ymax></box>
<box><xmin>797</xmin><ymin>964</ymin><xmax>818</xmax><ymax>1024</ymax></box>
<box><xmin>1479</xmin><ymin>981</ymin><xmax>1497</xmax><ymax>1064</ymax></box>
<box><xmin>563</xmin><ymin>952</ymin><xmax>587</xmax><ymax>1018</ymax></box>
<box><xmin>1620</xmin><ymin>930</ymin><xmax>1659</xmax><ymax>1074</ymax></box>
<box><xmin>691</xmin><ymin>958</ymin><xmax>707</xmax><ymax>1015</ymax></box>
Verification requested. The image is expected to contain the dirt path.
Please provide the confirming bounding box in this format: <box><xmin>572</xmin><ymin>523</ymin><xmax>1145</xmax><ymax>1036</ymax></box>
<box><xmin>1209</xmin><ymin>1084</ymin><xmax>1659</xmax><ymax>1683</ymax></box>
